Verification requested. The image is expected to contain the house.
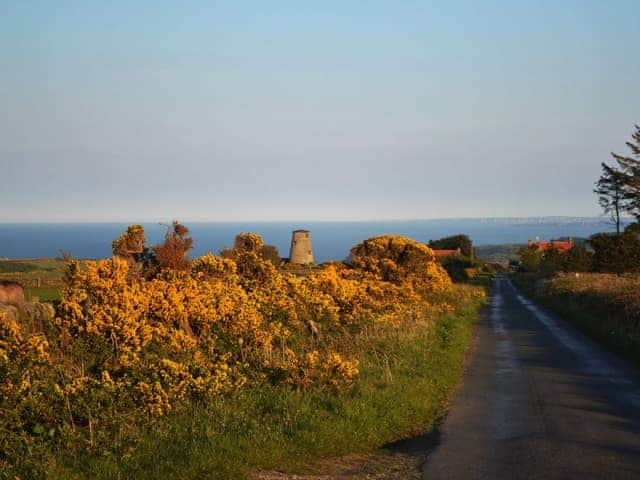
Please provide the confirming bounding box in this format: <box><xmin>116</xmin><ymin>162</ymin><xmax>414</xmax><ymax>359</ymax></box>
<box><xmin>432</xmin><ymin>248</ymin><xmax>462</xmax><ymax>258</ymax></box>
<box><xmin>527</xmin><ymin>240</ymin><xmax>572</xmax><ymax>254</ymax></box>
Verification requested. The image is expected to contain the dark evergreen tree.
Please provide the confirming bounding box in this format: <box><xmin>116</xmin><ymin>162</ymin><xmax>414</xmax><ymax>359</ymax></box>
<box><xmin>612</xmin><ymin>125</ymin><xmax>640</xmax><ymax>220</ymax></box>
<box><xmin>594</xmin><ymin>162</ymin><xmax>628</xmax><ymax>234</ymax></box>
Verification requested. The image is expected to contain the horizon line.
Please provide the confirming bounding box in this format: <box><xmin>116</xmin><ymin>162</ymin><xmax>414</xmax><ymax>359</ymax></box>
<box><xmin>0</xmin><ymin>215</ymin><xmax>628</xmax><ymax>225</ymax></box>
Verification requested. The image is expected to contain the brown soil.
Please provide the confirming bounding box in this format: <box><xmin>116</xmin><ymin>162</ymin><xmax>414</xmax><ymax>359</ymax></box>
<box><xmin>253</xmin><ymin>429</ymin><xmax>441</xmax><ymax>480</ymax></box>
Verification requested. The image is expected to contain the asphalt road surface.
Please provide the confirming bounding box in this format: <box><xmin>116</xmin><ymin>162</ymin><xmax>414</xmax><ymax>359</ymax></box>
<box><xmin>422</xmin><ymin>276</ymin><xmax>640</xmax><ymax>480</ymax></box>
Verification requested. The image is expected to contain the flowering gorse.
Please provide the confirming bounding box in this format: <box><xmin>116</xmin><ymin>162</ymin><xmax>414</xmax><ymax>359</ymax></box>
<box><xmin>0</xmin><ymin>229</ymin><xmax>453</xmax><ymax>472</ymax></box>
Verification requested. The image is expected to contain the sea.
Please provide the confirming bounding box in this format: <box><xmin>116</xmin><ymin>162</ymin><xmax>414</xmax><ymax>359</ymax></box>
<box><xmin>0</xmin><ymin>218</ymin><xmax>625</xmax><ymax>263</ymax></box>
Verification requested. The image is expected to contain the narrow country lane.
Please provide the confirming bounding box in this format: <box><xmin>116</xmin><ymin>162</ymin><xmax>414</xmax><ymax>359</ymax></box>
<box><xmin>422</xmin><ymin>276</ymin><xmax>640</xmax><ymax>479</ymax></box>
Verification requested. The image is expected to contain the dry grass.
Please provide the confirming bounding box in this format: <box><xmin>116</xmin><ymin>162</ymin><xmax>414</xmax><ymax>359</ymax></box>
<box><xmin>516</xmin><ymin>272</ymin><xmax>640</xmax><ymax>365</ymax></box>
<box><xmin>0</xmin><ymin>301</ymin><xmax>55</xmax><ymax>330</ymax></box>
<box><xmin>544</xmin><ymin>273</ymin><xmax>640</xmax><ymax>331</ymax></box>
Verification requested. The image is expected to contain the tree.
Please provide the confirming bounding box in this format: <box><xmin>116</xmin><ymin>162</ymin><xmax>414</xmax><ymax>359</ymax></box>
<box><xmin>594</xmin><ymin>162</ymin><xmax>628</xmax><ymax>234</ymax></box>
<box><xmin>428</xmin><ymin>234</ymin><xmax>473</xmax><ymax>257</ymax></box>
<box><xmin>589</xmin><ymin>232</ymin><xmax>640</xmax><ymax>273</ymax></box>
<box><xmin>597</xmin><ymin>125</ymin><xmax>640</xmax><ymax>224</ymax></box>
<box><xmin>612</xmin><ymin>125</ymin><xmax>640</xmax><ymax>220</ymax></box>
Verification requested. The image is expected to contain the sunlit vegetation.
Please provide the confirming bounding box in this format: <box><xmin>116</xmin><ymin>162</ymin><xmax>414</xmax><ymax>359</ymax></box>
<box><xmin>0</xmin><ymin>227</ymin><xmax>487</xmax><ymax>478</ymax></box>
<box><xmin>0</xmin><ymin>259</ymin><xmax>66</xmax><ymax>302</ymax></box>
<box><xmin>513</xmin><ymin>272</ymin><xmax>640</xmax><ymax>366</ymax></box>
<box><xmin>510</xmin><ymin>123</ymin><xmax>640</xmax><ymax>369</ymax></box>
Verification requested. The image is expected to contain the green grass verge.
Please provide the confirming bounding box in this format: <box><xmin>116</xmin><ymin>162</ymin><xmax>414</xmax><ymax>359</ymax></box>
<box><xmin>511</xmin><ymin>274</ymin><xmax>640</xmax><ymax>367</ymax></box>
<box><xmin>24</xmin><ymin>286</ymin><xmax>61</xmax><ymax>302</ymax></box>
<box><xmin>50</xmin><ymin>289</ymin><xmax>486</xmax><ymax>480</ymax></box>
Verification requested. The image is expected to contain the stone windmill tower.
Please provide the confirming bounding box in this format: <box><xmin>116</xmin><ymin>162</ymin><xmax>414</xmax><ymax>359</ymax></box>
<box><xmin>289</xmin><ymin>230</ymin><xmax>315</xmax><ymax>264</ymax></box>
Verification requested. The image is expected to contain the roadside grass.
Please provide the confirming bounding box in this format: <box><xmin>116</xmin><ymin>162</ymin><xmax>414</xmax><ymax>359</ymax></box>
<box><xmin>50</xmin><ymin>284</ymin><xmax>487</xmax><ymax>480</ymax></box>
<box><xmin>512</xmin><ymin>273</ymin><xmax>640</xmax><ymax>367</ymax></box>
<box><xmin>465</xmin><ymin>271</ymin><xmax>495</xmax><ymax>289</ymax></box>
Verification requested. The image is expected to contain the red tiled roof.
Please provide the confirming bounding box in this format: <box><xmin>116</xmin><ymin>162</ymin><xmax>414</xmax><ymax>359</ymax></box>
<box><xmin>433</xmin><ymin>249</ymin><xmax>461</xmax><ymax>258</ymax></box>
<box><xmin>528</xmin><ymin>241</ymin><xmax>572</xmax><ymax>254</ymax></box>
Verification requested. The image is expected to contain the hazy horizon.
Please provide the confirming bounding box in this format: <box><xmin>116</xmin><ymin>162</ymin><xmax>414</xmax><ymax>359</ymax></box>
<box><xmin>2</xmin><ymin>1</ymin><xmax>639</xmax><ymax>222</ymax></box>
<box><xmin>0</xmin><ymin>215</ymin><xmax>629</xmax><ymax>225</ymax></box>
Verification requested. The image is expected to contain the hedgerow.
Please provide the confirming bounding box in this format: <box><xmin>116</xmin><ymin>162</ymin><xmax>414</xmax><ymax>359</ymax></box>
<box><xmin>0</xmin><ymin>229</ymin><xmax>453</xmax><ymax>477</ymax></box>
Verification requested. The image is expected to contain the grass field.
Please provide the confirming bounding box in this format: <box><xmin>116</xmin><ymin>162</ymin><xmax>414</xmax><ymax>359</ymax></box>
<box><xmin>0</xmin><ymin>258</ymin><xmax>66</xmax><ymax>301</ymax></box>
<box><xmin>47</xmin><ymin>284</ymin><xmax>487</xmax><ymax>479</ymax></box>
<box><xmin>24</xmin><ymin>286</ymin><xmax>62</xmax><ymax>302</ymax></box>
<box><xmin>0</xmin><ymin>258</ymin><xmax>66</xmax><ymax>279</ymax></box>
<box><xmin>474</xmin><ymin>244</ymin><xmax>522</xmax><ymax>266</ymax></box>
<box><xmin>513</xmin><ymin>272</ymin><xmax>640</xmax><ymax>367</ymax></box>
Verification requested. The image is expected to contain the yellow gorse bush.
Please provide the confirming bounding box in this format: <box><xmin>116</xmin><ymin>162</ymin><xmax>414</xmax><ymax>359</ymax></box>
<box><xmin>0</xmin><ymin>230</ymin><xmax>453</xmax><ymax>467</ymax></box>
<box><xmin>349</xmin><ymin>235</ymin><xmax>452</xmax><ymax>293</ymax></box>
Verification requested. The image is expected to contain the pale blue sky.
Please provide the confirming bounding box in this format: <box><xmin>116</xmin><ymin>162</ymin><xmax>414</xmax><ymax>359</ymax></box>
<box><xmin>1</xmin><ymin>1</ymin><xmax>638</xmax><ymax>221</ymax></box>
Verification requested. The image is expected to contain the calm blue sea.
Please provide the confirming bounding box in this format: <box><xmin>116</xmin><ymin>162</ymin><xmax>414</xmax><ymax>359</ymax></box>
<box><xmin>0</xmin><ymin>218</ymin><xmax>623</xmax><ymax>262</ymax></box>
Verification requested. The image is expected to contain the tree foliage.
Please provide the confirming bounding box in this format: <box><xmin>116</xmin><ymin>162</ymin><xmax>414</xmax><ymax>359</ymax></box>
<box><xmin>594</xmin><ymin>162</ymin><xmax>629</xmax><ymax>233</ymax></box>
<box><xmin>517</xmin><ymin>246</ymin><xmax>543</xmax><ymax>273</ymax></box>
<box><xmin>595</xmin><ymin>125</ymin><xmax>640</xmax><ymax>224</ymax></box>
<box><xmin>428</xmin><ymin>234</ymin><xmax>473</xmax><ymax>257</ymax></box>
<box><xmin>539</xmin><ymin>246</ymin><xmax>564</xmax><ymax>275</ymax></box>
<box><xmin>589</xmin><ymin>232</ymin><xmax>640</xmax><ymax>273</ymax></box>
<box><xmin>563</xmin><ymin>245</ymin><xmax>593</xmax><ymax>272</ymax></box>
<box><xmin>441</xmin><ymin>255</ymin><xmax>481</xmax><ymax>282</ymax></box>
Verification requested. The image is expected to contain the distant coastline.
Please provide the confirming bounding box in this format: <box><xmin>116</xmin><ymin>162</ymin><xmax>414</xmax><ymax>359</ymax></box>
<box><xmin>0</xmin><ymin>217</ymin><xmax>625</xmax><ymax>263</ymax></box>
<box><xmin>0</xmin><ymin>216</ymin><xmax>630</xmax><ymax>225</ymax></box>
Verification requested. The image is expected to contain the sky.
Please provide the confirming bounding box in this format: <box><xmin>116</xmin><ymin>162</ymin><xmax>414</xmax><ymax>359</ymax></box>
<box><xmin>1</xmin><ymin>0</ymin><xmax>639</xmax><ymax>222</ymax></box>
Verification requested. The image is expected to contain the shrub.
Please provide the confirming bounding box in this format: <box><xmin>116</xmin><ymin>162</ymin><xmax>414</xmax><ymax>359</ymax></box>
<box><xmin>0</xmin><ymin>230</ymin><xmax>457</xmax><ymax>476</ymax></box>
<box><xmin>563</xmin><ymin>245</ymin><xmax>592</xmax><ymax>272</ymax></box>
<box><xmin>349</xmin><ymin>235</ymin><xmax>451</xmax><ymax>292</ymax></box>
<box><xmin>152</xmin><ymin>221</ymin><xmax>193</xmax><ymax>272</ymax></box>
<box><xmin>441</xmin><ymin>255</ymin><xmax>481</xmax><ymax>282</ymax></box>
<box><xmin>221</xmin><ymin>232</ymin><xmax>282</xmax><ymax>267</ymax></box>
<box><xmin>540</xmin><ymin>246</ymin><xmax>564</xmax><ymax>275</ymax></box>
<box><xmin>589</xmin><ymin>232</ymin><xmax>640</xmax><ymax>273</ymax></box>
<box><xmin>517</xmin><ymin>246</ymin><xmax>543</xmax><ymax>273</ymax></box>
